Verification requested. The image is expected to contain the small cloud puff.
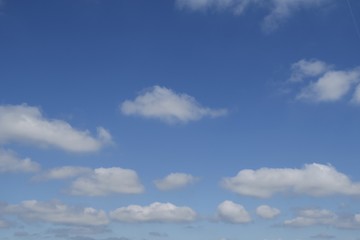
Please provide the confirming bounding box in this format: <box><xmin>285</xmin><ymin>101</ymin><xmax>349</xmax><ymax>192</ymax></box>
<box><xmin>154</xmin><ymin>173</ymin><xmax>198</xmax><ymax>191</ymax></box>
<box><xmin>216</xmin><ymin>200</ymin><xmax>251</xmax><ymax>224</ymax></box>
<box><xmin>256</xmin><ymin>205</ymin><xmax>280</xmax><ymax>219</ymax></box>
<box><xmin>120</xmin><ymin>86</ymin><xmax>227</xmax><ymax>124</ymax></box>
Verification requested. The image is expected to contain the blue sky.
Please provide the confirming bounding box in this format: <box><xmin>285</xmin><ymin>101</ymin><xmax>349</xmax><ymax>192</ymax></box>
<box><xmin>1</xmin><ymin>0</ymin><xmax>360</xmax><ymax>240</ymax></box>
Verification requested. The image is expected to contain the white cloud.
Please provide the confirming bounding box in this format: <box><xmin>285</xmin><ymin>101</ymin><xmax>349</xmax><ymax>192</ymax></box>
<box><xmin>0</xmin><ymin>149</ymin><xmax>40</xmax><ymax>173</ymax></box>
<box><xmin>120</xmin><ymin>86</ymin><xmax>227</xmax><ymax>124</ymax></box>
<box><xmin>69</xmin><ymin>167</ymin><xmax>144</xmax><ymax>196</ymax></box>
<box><xmin>221</xmin><ymin>163</ymin><xmax>360</xmax><ymax>198</ymax></box>
<box><xmin>154</xmin><ymin>173</ymin><xmax>198</xmax><ymax>190</ymax></box>
<box><xmin>175</xmin><ymin>0</ymin><xmax>331</xmax><ymax>32</ymax></box>
<box><xmin>216</xmin><ymin>200</ymin><xmax>251</xmax><ymax>223</ymax></box>
<box><xmin>33</xmin><ymin>166</ymin><xmax>92</xmax><ymax>181</ymax></box>
<box><xmin>288</xmin><ymin>59</ymin><xmax>360</xmax><ymax>102</ymax></box>
<box><xmin>5</xmin><ymin>200</ymin><xmax>109</xmax><ymax>226</ymax></box>
<box><xmin>297</xmin><ymin>69</ymin><xmax>360</xmax><ymax>101</ymax></box>
<box><xmin>290</xmin><ymin>59</ymin><xmax>331</xmax><ymax>82</ymax></box>
<box><xmin>110</xmin><ymin>202</ymin><xmax>197</xmax><ymax>223</ymax></box>
<box><xmin>0</xmin><ymin>104</ymin><xmax>111</xmax><ymax>153</ymax></box>
<box><xmin>256</xmin><ymin>205</ymin><xmax>280</xmax><ymax>219</ymax></box>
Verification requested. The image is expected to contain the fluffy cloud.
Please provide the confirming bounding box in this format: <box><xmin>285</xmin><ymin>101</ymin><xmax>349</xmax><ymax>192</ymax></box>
<box><xmin>0</xmin><ymin>104</ymin><xmax>111</xmax><ymax>153</ymax></box>
<box><xmin>256</xmin><ymin>205</ymin><xmax>280</xmax><ymax>219</ymax></box>
<box><xmin>69</xmin><ymin>167</ymin><xmax>144</xmax><ymax>196</ymax></box>
<box><xmin>216</xmin><ymin>200</ymin><xmax>251</xmax><ymax>224</ymax></box>
<box><xmin>0</xmin><ymin>149</ymin><xmax>40</xmax><ymax>173</ymax></box>
<box><xmin>5</xmin><ymin>200</ymin><xmax>109</xmax><ymax>226</ymax></box>
<box><xmin>154</xmin><ymin>173</ymin><xmax>198</xmax><ymax>190</ymax></box>
<box><xmin>110</xmin><ymin>202</ymin><xmax>197</xmax><ymax>223</ymax></box>
<box><xmin>175</xmin><ymin>0</ymin><xmax>331</xmax><ymax>32</ymax></box>
<box><xmin>221</xmin><ymin>163</ymin><xmax>360</xmax><ymax>198</ymax></box>
<box><xmin>33</xmin><ymin>166</ymin><xmax>92</xmax><ymax>181</ymax></box>
<box><xmin>297</xmin><ymin>69</ymin><xmax>360</xmax><ymax>101</ymax></box>
<box><xmin>120</xmin><ymin>86</ymin><xmax>227</xmax><ymax>124</ymax></box>
<box><xmin>288</xmin><ymin>59</ymin><xmax>360</xmax><ymax>102</ymax></box>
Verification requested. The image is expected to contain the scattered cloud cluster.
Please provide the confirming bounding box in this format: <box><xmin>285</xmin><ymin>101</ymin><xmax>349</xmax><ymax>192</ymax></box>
<box><xmin>110</xmin><ymin>202</ymin><xmax>197</xmax><ymax>223</ymax></box>
<box><xmin>4</xmin><ymin>200</ymin><xmax>109</xmax><ymax>226</ymax></box>
<box><xmin>69</xmin><ymin>167</ymin><xmax>144</xmax><ymax>196</ymax></box>
<box><xmin>154</xmin><ymin>173</ymin><xmax>198</xmax><ymax>190</ymax></box>
<box><xmin>221</xmin><ymin>163</ymin><xmax>360</xmax><ymax>198</ymax></box>
<box><xmin>175</xmin><ymin>0</ymin><xmax>332</xmax><ymax>32</ymax></box>
<box><xmin>120</xmin><ymin>86</ymin><xmax>227</xmax><ymax>124</ymax></box>
<box><xmin>216</xmin><ymin>200</ymin><xmax>251</xmax><ymax>223</ymax></box>
<box><xmin>284</xmin><ymin>208</ymin><xmax>360</xmax><ymax>229</ymax></box>
<box><xmin>289</xmin><ymin>59</ymin><xmax>360</xmax><ymax>103</ymax></box>
<box><xmin>256</xmin><ymin>205</ymin><xmax>280</xmax><ymax>219</ymax></box>
<box><xmin>0</xmin><ymin>149</ymin><xmax>40</xmax><ymax>173</ymax></box>
<box><xmin>0</xmin><ymin>105</ymin><xmax>111</xmax><ymax>153</ymax></box>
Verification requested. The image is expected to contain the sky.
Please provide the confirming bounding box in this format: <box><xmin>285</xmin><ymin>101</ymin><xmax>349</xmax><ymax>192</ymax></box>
<box><xmin>1</xmin><ymin>0</ymin><xmax>360</xmax><ymax>240</ymax></box>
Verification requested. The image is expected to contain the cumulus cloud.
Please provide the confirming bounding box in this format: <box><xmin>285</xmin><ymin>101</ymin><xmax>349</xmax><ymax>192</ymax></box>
<box><xmin>5</xmin><ymin>200</ymin><xmax>109</xmax><ymax>226</ymax></box>
<box><xmin>154</xmin><ymin>173</ymin><xmax>198</xmax><ymax>190</ymax></box>
<box><xmin>110</xmin><ymin>202</ymin><xmax>197</xmax><ymax>223</ymax></box>
<box><xmin>175</xmin><ymin>0</ymin><xmax>331</xmax><ymax>32</ymax></box>
<box><xmin>216</xmin><ymin>200</ymin><xmax>251</xmax><ymax>224</ymax></box>
<box><xmin>221</xmin><ymin>163</ymin><xmax>360</xmax><ymax>198</ymax></box>
<box><xmin>0</xmin><ymin>149</ymin><xmax>40</xmax><ymax>173</ymax></box>
<box><xmin>0</xmin><ymin>104</ymin><xmax>112</xmax><ymax>153</ymax></box>
<box><xmin>256</xmin><ymin>205</ymin><xmax>280</xmax><ymax>219</ymax></box>
<box><xmin>33</xmin><ymin>166</ymin><xmax>92</xmax><ymax>181</ymax></box>
<box><xmin>120</xmin><ymin>86</ymin><xmax>227</xmax><ymax>124</ymax></box>
<box><xmin>288</xmin><ymin>59</ymin><xmax>360</xmax><ymax>102</ymax></box>
<box><xmin>69</xmin><ymin>167</ymin><xmax>144</xmax><ymax>196</ymax></box>
<box><xmin>297</xmin><ymin>69</ymin><xmax>360</xmax><ymax>101</ymax></box>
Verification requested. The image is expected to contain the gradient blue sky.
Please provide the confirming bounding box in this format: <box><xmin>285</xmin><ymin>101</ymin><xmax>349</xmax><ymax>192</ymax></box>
<box><xmin>1</xmin><ymin>0</ymin><xmax>360</xmax><ymax>240</ymax></box>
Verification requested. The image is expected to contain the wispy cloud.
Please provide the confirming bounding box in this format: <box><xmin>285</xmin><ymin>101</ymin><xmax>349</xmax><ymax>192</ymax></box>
<box><xmin>288</xmin><ymin>59</ymin><xmax>360</xmax><ymax>103</ymax></box>
<box><xmin>0</xmin><ymin>149</ymin><xmax>40</xmax><ymax>173</ymax></box>
<box><xmin>154</xmin><ymin>173</ymin><xmax>198</xmax><ymax>191</ymax></box>
<box><xmin>110</xmin><ymin>202</ymin><xmax>197</xmax><ymax>223</ymax></box>
<box><xmin>33</xmin><ymin>166</ymin><xmax>92</xmax><ymax>181</ymax></box>
<box><xmin>284</xmin><ymin>208</ymin><xmax>360</xmax><ymax>229</ymax></box>
<box><xmin>216</xmin><ymin>200</ymin><xmax>251</xmax><ymax>224</ymax></box>
<box><xmin>256</xmin><ymin>205</ymin><xmax>280</xmax><ymax>219</ymax></box>
<box><xmin>175</xmin><ymin>0</ymin><xmax>332</xmax><ymax>32</ymax></box>
<box><xmin>4</xmin><ymin>200</ymin><xmax>109</xmax><ymax>226</ymax></box>
<box><xmin>0</xmin><ymin>104</ymin><xmax>112</xmax><ymax>153</ymax></box>
<box><xmin>120</xmin><ymin>86</ymin><xmax>227</xmax><ymax>124</ymax></box>
<box><xmin>221</xmin><ymin>163</ymin><xmax>360</xmax><ymax>198</ymax></box>
<box><xmin>68</xmin><ymin>167</ymin><xmax>144</xmax><ymax>196</ymax></box>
